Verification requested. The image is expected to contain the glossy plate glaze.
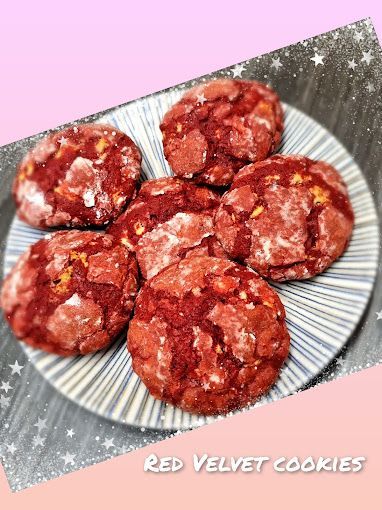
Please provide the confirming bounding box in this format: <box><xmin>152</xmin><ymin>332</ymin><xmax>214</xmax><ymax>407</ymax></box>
<box><xmin>3</xmin><ymin>88</ymin><xmax>379</xmax><ymax>430</ymax></box>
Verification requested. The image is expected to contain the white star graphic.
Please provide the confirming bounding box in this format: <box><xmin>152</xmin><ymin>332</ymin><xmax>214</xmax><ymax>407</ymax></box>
<box><xmin>270</xmin><ymin>57</ymin><xmax>283</xmax><ymax>71</ymax></box>
<box><xmin>354</xmin><ymin>31</ymin><xmax>364</xmax><ymax>42</ymax></box>
<box><xmin>9</xmin><ymin>360</ymin><xmax>24</xmax><ymax>376</ymax></box>
<box><xmin>336</xmin><ymin>356</ymin><xmax>346</xmax><ymax>367</ymax></box>
<box><xmin>58</xmin><ymin>136</ymin><xmax>68</xmax><ymax>146</ymax></box>
<box><xmin>66</xmin><ymin>429</ymin><xmax>75</xmax><ymax>438</ymax></box>
<box><xmin>310</xmin><ymin>53</ymin><xmax>324</xmax><ymax>66</ymax></box>
<box><xmin>0</xmin><ymin>381</ymin><xmax>13</xmax><ymax>393</ymax></box>
<box><xmin>102</xmin><ymin>438</ymin><xmax>115</xmax><ymax>450</ymax></box>
<box><xmin>32</xmin><ymin>435</ymin><xmax>45</xmax><ymax>447</ymax></box>
<box><xmin>0</xmin><ymin>394</ymin><xmax>10</xmax><ymax>409</ymax></box>
<box><xmin>365</xmin><ymin>20</ymin><xmax>373</xmax><ymax>33</ymax></box>
<box><xmin>376</xmin><ymin>310</ymin><xmax>382</xmax><ymax>320</ymax></box>
<box><xmin>61</xmin><ymin>451</ymin><xmax>76</xmax><ymax>466</ymax></box>
<box><xmin>34</xmin><ymin>417</ymin><xmax>48</xmax><ymax>432</ymax></box>
<box><xmin>366</xmin><ymin>82</ymin><xmax>375</xmax><ymax>93</ymax></box>
<box><xmin>361</xmin><ymin>50</ymin><xmax>374</xmax><ymax>65</ymax></box>
<box><xmin>348</xmin><ymin>59</ymin><xmax>357</xmax><ymax>70</ymax></box>
<box><xmin>231</xmin><ymin>63</ymin><xmax>246</xmax><ymax>78</ymax></box>
<box><xmin>6</xmin><ymin>443</ymin><xmax>17</xmax><ymax>455</ymax></box>
<box><xmin>196</xmin><ymin>93</ymin><xmax>207</xmax><ymax>105</ymax></box>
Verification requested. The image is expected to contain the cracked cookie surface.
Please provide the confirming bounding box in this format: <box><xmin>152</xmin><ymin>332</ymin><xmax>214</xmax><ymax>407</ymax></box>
<box><xmin>214</xmin><ymin>155</ymin><xmax>354</xmax><ymax>280</ymax></box>
<box><xmin>0</xmin><ymin>230</ymin><xmax>139</xmax><ymax>356</ymax></box>
<box><xmin>128</xmin><ymin>256</ymin><xmax>289</xmax><ymax>415</ymax></box>
<box><xmin>160</xmin><ymin>79</ymin><xmax>283</xmax><ymax>186</ymax></box>
<box><xmin>107</xmin><ymin>177</ymin><xmax>227</xmax><ymax>279</ymax></box>
<box><xmin>13</xmin><ymin>123</ymin><xmax>141</xmax><ymax>228</ymax></box>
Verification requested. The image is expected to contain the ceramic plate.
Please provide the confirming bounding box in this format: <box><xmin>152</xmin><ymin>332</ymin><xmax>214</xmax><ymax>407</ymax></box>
<box><xmin>3</xmin><ymin>87</ymin><xmax>379</xmax><ymax>430</ymax></box>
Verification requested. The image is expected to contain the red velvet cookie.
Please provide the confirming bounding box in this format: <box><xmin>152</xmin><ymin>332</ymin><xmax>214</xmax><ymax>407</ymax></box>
<box><xmin>0</xmin><ymin>231</ymin><xmax>139</xmax><ymax>356</ymax></box>
<box><xmin>128</xmin><ymin>256</ymin><xmax>290</xmax><ymax>415</ymax></box>
<box><xmin>160</xmin><ymin>79</ymin><xmax>283</xmax><ymax>186</ymax></box>
<box><xmin>214</xmin><ymin>155</ymin><xmax>354</xmax><ymax>281</ymax></box>
<box><xmin>106</xmin><ymin>177</ymin><xmax>227</xmax><ymax>279</ymax></box>
<box><xmin>13</xmin><ymin>123</ymin><xmax>141</xmax><ymax>228</ymax></box>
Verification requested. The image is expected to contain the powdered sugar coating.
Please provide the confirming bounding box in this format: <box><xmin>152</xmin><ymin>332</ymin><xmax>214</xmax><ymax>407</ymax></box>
<box><xmin>13</xmin><ymin>123</ymin><xmax>141</xmax><ymax>228</ymax></box>
<box><xmin>160</xmin><ymin>79</ymin><xmax>283</xmax><ymax>186</ymax></box>
<box><xmin>107</xmin><ymin>177</ymin><xmax>227</xmax><ymax>279</ymax></box>
<box><xmin>128</xmin><ymin>256</ymin><xmax>289</xmax><ymax>415</ymax></box>
<box><xmin>214</xmin><ymin>155</ymin><xmax>354</xmax><ymax>280</ymax></box>
<box><xmin>0</xmin><ymin>231</ymin><xmax>139</xmax><ymax>356</ymax></box>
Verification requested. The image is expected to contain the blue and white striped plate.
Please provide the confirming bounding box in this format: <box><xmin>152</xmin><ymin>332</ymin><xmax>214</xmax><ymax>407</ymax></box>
<box><xmin>3</xmin><ymin>88</ymin><xmax>379</xmax><ymax>430</ymax></box>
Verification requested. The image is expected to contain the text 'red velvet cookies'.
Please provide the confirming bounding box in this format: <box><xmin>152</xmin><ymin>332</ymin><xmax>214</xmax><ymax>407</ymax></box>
<box><xmin>13</xmin><ymin>123</ymin><xmax>141</xmax><ymax>228</ymax></box>
<box><xmin>0</xmin><ymin>231</ymin><xmax>139</xmax><ymax>356</ymax></box>
<box><xmin>107</xmin><ymin>177</ymin><xmax>227</xmax><ymax>279</ymax></box>
<box><xmin>214</xmin><ymin>155</ymin><xmax>354</xmax><ymax>281</ymax></box>
<box><xmin>160</xmin><ymin>79</ymin><xmax>283</xmax><ymax>186</ymax></box>
<box><xmin>128</xmin><ymin>256</ymin><xmax>290</xmax><ymax>415</ymax></box>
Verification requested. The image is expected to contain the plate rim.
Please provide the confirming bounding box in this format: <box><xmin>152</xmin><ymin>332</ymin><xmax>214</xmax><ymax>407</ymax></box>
<box><xmin>3</xmin><ymin>99</ymin><xmax>380</xmax><ymax>431</ymax></box>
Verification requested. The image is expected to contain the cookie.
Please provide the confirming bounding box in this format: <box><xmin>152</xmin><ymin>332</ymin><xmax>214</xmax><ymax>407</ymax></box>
<box><xmin>106</xmin><ymin>177</ymin><xmax>227</xmax><ymax>279</ymax></box>
<box><xmin>13</xmin><ymin>123</ymin><xmax>141</xmax><ymax>228</ymax></box>
<box><xmin>160</xmin><ymin>79</ymin><xmax>283</xmax><ymax>186</ymax></box>
<box><xmin>214</xmin><ymin>155</ymin><xmax>354</xmax><ymax>280</ymax></box>
<box><xmin>128</xmin><ymin>256</ymin><xmax>290</xmax><ymax>415</ymax></box>
<box><xmin>0</xmin><ymin>231</ymin><xmax>139</xmax><ymax>356</ymax></box>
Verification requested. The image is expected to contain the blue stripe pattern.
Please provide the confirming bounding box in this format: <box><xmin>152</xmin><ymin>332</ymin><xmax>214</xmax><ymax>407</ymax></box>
<box><xmin>3</xmin><ymin>91</ymin><xmax>379</xmax><ymax>431</ymax></box>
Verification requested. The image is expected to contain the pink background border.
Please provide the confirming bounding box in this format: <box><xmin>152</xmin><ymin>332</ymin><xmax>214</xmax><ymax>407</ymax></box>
<box><xmin>0</xmin><ymin>1</ymin><xmax>381</xmax><ymax>147</ymax></box>
<box><xmin>1</xmin><ymin>1</ymin><xmax>381</xmax><ymax>507</ymax></box>
<box><xmin>1</xmin><ymin>365</ymin><xmax>381</xmax><ymax>508</ymax></box>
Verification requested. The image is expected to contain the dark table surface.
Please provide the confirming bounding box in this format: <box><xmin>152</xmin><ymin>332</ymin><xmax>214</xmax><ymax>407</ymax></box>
<box><xmin>0</xmin><ymin>18</ymin><xmax>381</xmax><ymax>491</ymax></box>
